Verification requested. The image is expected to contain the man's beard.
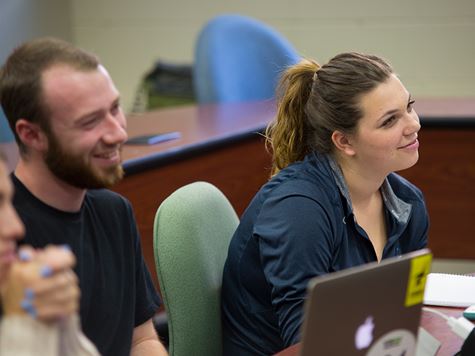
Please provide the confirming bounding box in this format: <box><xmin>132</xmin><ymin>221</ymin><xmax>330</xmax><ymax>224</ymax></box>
<box><xmin>44</xmin><ymin>132</ymin><xmax>124</xmax><ymax>189</ymax></box>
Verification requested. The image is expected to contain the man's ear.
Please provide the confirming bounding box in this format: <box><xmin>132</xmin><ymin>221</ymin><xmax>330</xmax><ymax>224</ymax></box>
<box><xmin>331</xmin><ymin>130</ymin><xmax>356</xmax><ymax>157</ymax></box>
<box><xmin>15</xmin><ymin>119</ymin><xmax>48</xmax><ymax>151</ymax></box>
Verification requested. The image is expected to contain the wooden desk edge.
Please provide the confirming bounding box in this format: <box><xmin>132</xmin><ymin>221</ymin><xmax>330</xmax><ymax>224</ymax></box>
<box><xmin>123</xmin><ymin>125</ymin><xmax>266</xmax><ymax>174</ymax></box>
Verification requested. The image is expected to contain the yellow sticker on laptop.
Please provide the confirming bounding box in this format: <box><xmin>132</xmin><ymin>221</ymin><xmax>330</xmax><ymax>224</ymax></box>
<box><xmin>405</xmin><ymin>254</ymin><xmax>432</xmax><ymax>307</ymax></box>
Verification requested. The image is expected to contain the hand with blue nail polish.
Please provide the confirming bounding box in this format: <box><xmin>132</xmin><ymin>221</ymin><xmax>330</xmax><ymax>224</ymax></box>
<box><xmin>0</xmin><ymin>147</ymin><xmax>99</xmax><ymax>355</ymax></box>
<box><xmin>40</xmin><ymin>265</ymin><xmax>53</xmax><ymax>278</ymax></box>
<box><xmin>1</xmin><ymin>245</ymin><xmax>79</xmax><ymax>322</ymax></box>
<box><xmin>18</xmin><ymin>249</ymin><xmax>33</xmax><ymax>262</ymax></box>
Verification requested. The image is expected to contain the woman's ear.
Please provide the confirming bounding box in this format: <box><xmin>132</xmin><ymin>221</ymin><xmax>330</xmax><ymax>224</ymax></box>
<box><xmin>15</xmin><ymin>119</ymin><xmax>48</xmax><ymax>151</ymax></box>
<box><xmin>331</xmin><ymin>130</ymin><xmax>356</xmax><ymax>157</ymax></box>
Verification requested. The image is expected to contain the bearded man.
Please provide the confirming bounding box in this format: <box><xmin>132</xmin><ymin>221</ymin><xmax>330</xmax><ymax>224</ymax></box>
<box><xmin>0</xmin><ymin>37</ymin><xmax>168</xmax><ymax>356</ymax></box>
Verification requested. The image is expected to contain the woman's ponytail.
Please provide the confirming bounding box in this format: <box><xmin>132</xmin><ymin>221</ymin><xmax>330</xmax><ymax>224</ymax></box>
<box><xmin>265</xmin><ymin>58</ymin><xmax>320</xmax><ymax>176</ymax></box>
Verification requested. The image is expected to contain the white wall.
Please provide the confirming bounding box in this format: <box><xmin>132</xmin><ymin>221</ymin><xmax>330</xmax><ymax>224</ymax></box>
<box><xmin>0</xmin><ymin>0</ymin><xmax>72</xmax><ymax>64</ymax></box>
<box><xmin>2</xmin><ymin>1</ymin><xmax>474</xmax><ymax>112</ymax></box>
<box><xmin>71</xmin><ymin>0</ymin><xmax>475</xmax><ymax>112</ymax></box>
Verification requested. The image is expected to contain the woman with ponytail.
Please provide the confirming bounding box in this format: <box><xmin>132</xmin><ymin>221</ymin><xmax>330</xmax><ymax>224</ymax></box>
<box><xmin>222</xmin><ymin>52</ymin><xmax>428</xmax><ymax>355</ymax></box>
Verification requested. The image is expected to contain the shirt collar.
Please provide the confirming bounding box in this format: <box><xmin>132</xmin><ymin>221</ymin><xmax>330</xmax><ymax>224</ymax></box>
<box><xmin>326</xmin><ymin>155</ymin><xmax>412</xmax><ymax>224</ymax></box>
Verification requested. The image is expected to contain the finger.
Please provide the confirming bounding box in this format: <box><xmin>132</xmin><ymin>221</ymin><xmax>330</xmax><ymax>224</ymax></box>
<box><xmin>34</xmin><ymin>285</ymin><xmax>80</xmax><ymax>312</ymax></box>
<box><xmin>1</xmin><ymin>261</ymin><xmax>78</xmax><ymax>318</ymax></box>
<box><xmin>35</xmin><ymin>298</ymin><xmax>79</xmax><ymax>322</ymax></box>
<box><xmin>31</xmin><ymin>272</ymin><xmax>80</xmax><ymax>321</ymax></box>
<box><xmin>31</xmin><ymin>269</ymin><xmax>78</xmax><ymax>297</ymax></box>
<box><xmin>35</xmin><ymin>245</ymin><xmax>76</xmax><ymax>273</ymax></box>
<box><xmin>17</xmin><ymin>245</ymin><xmax>36</xmax><ymax>262</ymax></box>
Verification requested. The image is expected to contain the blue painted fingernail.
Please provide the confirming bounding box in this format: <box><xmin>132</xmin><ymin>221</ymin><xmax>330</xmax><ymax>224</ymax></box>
<box><xmin>40</xmin><ymin>265</ymin><xmax>53</xmax><ymax>277</ymax></box>
<box><xmin>24</xmin><ymin>288</ymin><xmax>34</xmax><ymax>299</ymax></box>
<box><xmin>18</xmin><ymin>250</ymin><xmax>32</xmax><ymax>261</ymax></box>
<box><xmin>27</xmin><ymin>306</ymin><xmax>37</xmax><ymax>319</ymax></box>
<box><xmin>21</xmin><ymin>299</ymin><xmax>33</xmax><ymax>311</ymax></box>
<box><xmin>25</xmin><ymin>305</ymin><xmax>36</xmax><ymax>319</ymax></box>
<box><xmin>21</xmin><ymin>299</ymin><xmax>37</xmax><ymax>318</ymax></box>
<box><xmin>61</xmin><ymin>244</ymin><xmax>71</xmax><ymax>251</ymax></box>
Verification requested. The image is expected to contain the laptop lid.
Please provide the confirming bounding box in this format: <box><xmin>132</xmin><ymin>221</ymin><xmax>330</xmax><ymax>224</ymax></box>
<box><xmin>299</xmin><ymin>249</ymin><xmax>432</xmax><ymax>356</ymax></box>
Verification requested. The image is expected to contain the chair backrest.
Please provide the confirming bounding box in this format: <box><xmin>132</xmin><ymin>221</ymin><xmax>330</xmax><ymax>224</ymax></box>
<box><xmin>0</xmin><ymin>107</ymin><xmax>14</xmax><ymax>143</ymax></box>
<box><xmin>193</xmin><ymin>14</ymin><xmax>301</xmax><ymax>104</ymax></box>
<box><xmin>153</xmin><ymin>181</ymin><xmax>239</xmax><ymax>356</ymax></box>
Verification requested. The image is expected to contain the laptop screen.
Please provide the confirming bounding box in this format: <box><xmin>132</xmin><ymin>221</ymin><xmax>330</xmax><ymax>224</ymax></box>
<box><xmin>299</xmin><ymin>249</ymin><xmax>432</xmax><ymax>356</ymax></box>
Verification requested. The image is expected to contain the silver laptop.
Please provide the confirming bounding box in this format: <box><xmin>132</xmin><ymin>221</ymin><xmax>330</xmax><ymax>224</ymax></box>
<box><xmin>300</xmin><ymin>249</ymin><xmax>432</xmax><ymax>356</ymax></box>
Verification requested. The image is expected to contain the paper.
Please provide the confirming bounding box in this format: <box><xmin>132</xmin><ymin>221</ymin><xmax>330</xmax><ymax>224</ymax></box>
<box><xmin>423</xmin><ymin>273</ymin><xmax>475</xmax><ymax>307</ymax></box>
<box><xmin>416</xmin><ymin>327</ymin><xmax>441</xmax><ymax>356</ymax></box>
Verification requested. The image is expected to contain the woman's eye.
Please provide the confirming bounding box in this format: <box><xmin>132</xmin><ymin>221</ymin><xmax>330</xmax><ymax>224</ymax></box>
<box><xmin>382</xmin><ymin>115</ymin><xmax>397</xmax><ymax>127</ymax></box>
<box><xmin>407</xmin><ymin>99</ymin><xmax>416</xmax><ymax>112</ymax></box>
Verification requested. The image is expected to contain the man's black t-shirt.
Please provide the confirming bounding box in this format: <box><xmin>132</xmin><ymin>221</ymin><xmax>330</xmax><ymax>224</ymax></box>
<box><xmin>11</xmin><ymin>174</ymin><xmax>161</xmax><ymax>356</ymax></box>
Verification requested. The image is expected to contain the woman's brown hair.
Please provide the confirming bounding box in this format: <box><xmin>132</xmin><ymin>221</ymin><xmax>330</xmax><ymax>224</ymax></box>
<box><xmin>266</xmin><ymin>52</ymin><xmax>394</xmax><ymax>176</ymax></box>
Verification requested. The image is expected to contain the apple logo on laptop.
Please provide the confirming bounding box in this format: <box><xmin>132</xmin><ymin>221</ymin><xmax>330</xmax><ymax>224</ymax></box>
<box><xmin>355</xmin><ymin>316</ymin><xmax>374</xmax><ymax>350</ymax></box>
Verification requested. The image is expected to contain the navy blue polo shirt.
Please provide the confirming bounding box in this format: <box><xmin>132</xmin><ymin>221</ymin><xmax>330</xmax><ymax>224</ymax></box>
<box><xmin>221</xmin><ymin>152</ymin><xmax>429</xmax><ymax>356</ymax></box>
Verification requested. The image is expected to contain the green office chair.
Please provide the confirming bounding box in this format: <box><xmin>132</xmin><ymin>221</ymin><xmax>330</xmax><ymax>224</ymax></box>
<box><xmin>153</xmin><ymin>181</ymin><xmax>239</xmax><ymax>356</ymax></box>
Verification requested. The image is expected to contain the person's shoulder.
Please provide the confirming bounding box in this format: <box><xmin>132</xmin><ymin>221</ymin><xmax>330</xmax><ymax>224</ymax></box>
<box><xmin>84</xmin><ymin>190</ymin><xmax>137</xmax><ymax>228</ymax></box>
<box><xmin>262</xmin><ymin>159</ymin><xmax>337</xmax><ymax>203</ymax></box>
<box><xmin>85</xmin><ymin>189</ymin><xmax>132</xmax><ymax>210</ymax></box>
<box><xmin>86</xmin><ymin>188</ymin><xmax>126</xmax><ymax>201</ymax></box>
<box><xmin>387</xmin><ymin>173</ymin><xmax>424</xmax><ymax>202</ymax></box>
<box><xmin>10</xmin><ymin>172</ymin><xmax>27</xmax><ymax>197</ymax></box>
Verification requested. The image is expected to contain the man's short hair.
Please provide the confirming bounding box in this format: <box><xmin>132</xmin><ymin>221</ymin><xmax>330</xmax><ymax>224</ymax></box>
<box><xmin>0</xmin><ymin>37</ymin><xmax>99</xmax><ymax>153</ymax></box>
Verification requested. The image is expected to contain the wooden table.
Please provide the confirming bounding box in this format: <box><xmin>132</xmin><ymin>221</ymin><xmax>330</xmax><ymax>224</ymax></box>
<box><xmin>2</xmin><ymin>98</ymin><xmax>475</xmax><ymax>290</ymax></box>
<box><xmin>274</xmin><ymin>305</ymin><xmax>469</xmax><ymax>355</ymax></box>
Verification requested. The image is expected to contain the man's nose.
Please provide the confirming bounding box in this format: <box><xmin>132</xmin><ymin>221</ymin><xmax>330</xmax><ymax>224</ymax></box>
<box><xmin>103</xmin><ymin>113</ymin><xmax>128</xmax><ymax>145</ymax></box>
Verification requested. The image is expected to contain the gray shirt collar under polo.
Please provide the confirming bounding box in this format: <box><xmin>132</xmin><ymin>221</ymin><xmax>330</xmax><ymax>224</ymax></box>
<box><xmin>326</xmin><ymin>154</ymin><xmax>412</xmax><ymax>224</ymax></box>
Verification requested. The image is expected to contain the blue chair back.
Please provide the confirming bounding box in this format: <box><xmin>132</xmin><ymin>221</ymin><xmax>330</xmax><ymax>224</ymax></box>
<box><xmin>0</xmin><ymin>107</ymin><xmax>14</xmax><ymax>143</ymax></box>
<box><xmin>193</xmin><ymin>14</ymin><xmax>300</xmax><ymax>103</ymax></box>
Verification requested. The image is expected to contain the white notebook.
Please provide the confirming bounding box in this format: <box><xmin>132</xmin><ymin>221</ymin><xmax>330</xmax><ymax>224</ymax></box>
<box><xmin>423</xmin><ymin>273</ymin><xmax>475</xmax><ymax>307</ymax></box>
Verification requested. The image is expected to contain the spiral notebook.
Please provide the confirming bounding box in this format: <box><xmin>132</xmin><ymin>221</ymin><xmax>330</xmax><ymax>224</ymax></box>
<box><xmin>423</xmin><ymin>273</ymin><xmax>475</xmax><ymax>307</ymax></box>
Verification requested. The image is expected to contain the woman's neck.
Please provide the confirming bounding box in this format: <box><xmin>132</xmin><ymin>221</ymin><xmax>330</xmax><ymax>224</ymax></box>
<box><xmin>334</xmin><ymin>154</ymin><xmax>388</xmax><ymax>261</ymax></box>
<box><xmin>334</xmin><ymin>153</ymin><xmax>386</xmax><ymax>207</ymax></box>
